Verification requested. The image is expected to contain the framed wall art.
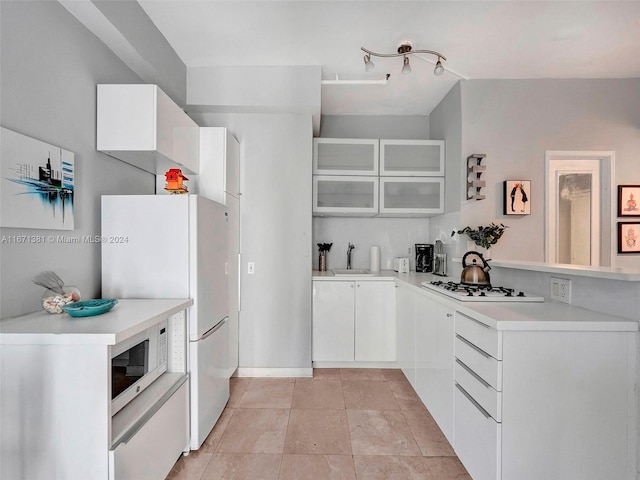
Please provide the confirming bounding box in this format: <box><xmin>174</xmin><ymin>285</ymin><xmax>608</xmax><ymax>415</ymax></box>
<box><xmin>1</xmin><ymin>127</ymin><xmax>75</xmax><ymax>230</ymax></box>
<box><xmin>618</xmin><ymin>222</ymin><xmax>640</xmax><ymax>254</ymax></box>
<box><xmin>503</xmin><ymin>180</ymin><xmax>531</xmax><ymax>215</ymax></box>
<box><xmin>617</xmin><ymin>185</ymin><xmax>640</xmax><ymax>217</ymax></box>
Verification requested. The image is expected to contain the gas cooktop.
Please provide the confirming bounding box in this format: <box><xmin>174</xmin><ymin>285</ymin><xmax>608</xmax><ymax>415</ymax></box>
<box><xmin>421</xmin><ymin>280</ymin><xmax>544</xmax><ymax>302</ymax></box>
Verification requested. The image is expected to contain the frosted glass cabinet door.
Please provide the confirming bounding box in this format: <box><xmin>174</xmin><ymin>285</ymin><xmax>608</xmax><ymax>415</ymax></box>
<box><xmin>380</xmin><ymin>140</ymin><xmax>444</xmax><ymax>176</ymax></box>
<box><xmin>379</xmin><ymin>178</ymin><xmax>444</xmax><ymax>216</ymax></box>
<box><xmin>313</xmin><ymin>176</ymin><xmax>379</xmax><ymax>216</ymax></box>
<box><xmin>313</xmin><ymin>138</ymin><xmax>379</xmax><ymax>175</ymax></box>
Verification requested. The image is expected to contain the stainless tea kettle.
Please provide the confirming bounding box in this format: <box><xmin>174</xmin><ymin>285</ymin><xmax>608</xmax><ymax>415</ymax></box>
<box><xmin>461</xmin><ymin>251</ymin><xmax>491</xmax><ymax>286</ymax></box>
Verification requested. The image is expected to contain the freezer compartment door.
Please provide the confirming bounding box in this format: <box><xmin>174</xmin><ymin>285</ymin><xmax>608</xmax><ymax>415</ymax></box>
<box><xmin>189</xmin><ymin>317</ymin><xmax>230</xmax><ymax>450</ymax></box>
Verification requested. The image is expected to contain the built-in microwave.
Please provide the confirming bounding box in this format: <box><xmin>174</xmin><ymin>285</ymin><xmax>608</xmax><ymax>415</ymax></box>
<box><xmin>111</xmin><ymin>319</ymin><xmax>168</xmax><ymax>415</ymax></box>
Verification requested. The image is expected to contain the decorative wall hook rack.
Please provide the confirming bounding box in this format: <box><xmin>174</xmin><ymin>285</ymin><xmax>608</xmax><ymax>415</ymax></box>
<box><xmin>467</xmin><ymin>154</ymin><xmax>486</xmax><ymax>200</ymax></box>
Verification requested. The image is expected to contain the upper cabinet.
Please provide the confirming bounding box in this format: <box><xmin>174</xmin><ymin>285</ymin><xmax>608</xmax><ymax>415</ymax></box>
<box><xmin>312</xmin><ymin>137</ymin><xmax>445</xmax><ymax>217</ymax></box>
<box><xmin>380</xmin><ymin>140</ymin><xmax>444</xmax><ymax>176</ymax></box>
<box><xmin>313</xmin><ymin>138</ymin><xmax>378</xmax><ymax>175</ymax></box>
<box><xmin>97</xmin><ymin>84</ymin><xmax>200</xmax><ymax>174</ymax></box>
<box><xmin>195</xmin><ymin>127</ymin><xmax>240</xmax><ymax>202</ymax></box>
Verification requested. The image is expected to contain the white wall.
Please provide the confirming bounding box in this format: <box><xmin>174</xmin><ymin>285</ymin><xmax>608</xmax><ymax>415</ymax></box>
<box><xmin>320</xmin><ymin>115</ymin><xmax>429</xmax><ymax>140</ymax></box>
<box><xmin>458</xmin><ymin>79</ymin><xmax>640</xmax><ymax>267</ymax></box>
<box><xmin>0</xmin><ymin>1</ymin><xmax>155</xmax><ymax>318</ymax></box>
<box><xmin>191</xmin><ymin>112</ymin><xmax>312</xmax><ymax>370</ymax></box>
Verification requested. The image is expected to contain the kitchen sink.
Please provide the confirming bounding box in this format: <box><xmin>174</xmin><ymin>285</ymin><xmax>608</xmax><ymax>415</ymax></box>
<box><xmin>332</xmin><ymin>269</ymin><xmax>374</xmax><ymax>276</ymax></box>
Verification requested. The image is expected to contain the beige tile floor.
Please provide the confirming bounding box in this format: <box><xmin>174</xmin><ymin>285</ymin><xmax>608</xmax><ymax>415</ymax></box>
<box><xmin>166</xmin><ymin>368</ymin><xmax>471</xmax><ymax>480</ymax></box>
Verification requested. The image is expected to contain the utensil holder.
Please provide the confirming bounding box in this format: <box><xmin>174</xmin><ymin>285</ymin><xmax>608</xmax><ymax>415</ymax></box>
<box><xmin>319</xmin><ymin>254</ymin><xmax>327</xmax><ymax>272</ymax></box>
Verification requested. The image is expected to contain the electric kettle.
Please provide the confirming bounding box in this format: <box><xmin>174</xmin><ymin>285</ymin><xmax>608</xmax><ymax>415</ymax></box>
<box><xmin>460</xmin><ymin>251</ymin><xmax>491</xmax><ymax>286</ymax></box>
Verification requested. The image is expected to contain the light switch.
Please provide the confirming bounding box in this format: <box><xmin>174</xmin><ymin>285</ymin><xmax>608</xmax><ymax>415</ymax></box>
<box><xmin>248</xmin><ymin>262</ymin><xmax>255</xmax><ymax>275</ymax></box>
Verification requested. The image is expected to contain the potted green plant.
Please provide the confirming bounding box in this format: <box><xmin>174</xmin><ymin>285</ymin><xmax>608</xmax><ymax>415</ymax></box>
<box><xmin>451</xmin><ymin>223</ymin><xmax>508</xmax><ymax>254</ymax></box>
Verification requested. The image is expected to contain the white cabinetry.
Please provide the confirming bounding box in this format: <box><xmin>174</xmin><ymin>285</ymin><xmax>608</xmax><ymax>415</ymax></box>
<box><xmin>312</xmin><ymin>138</ymin><xmax>445</xmax><ymax>217</ymax></box>
<box><xmin>380</xmin><ymin>139</ymin><xmax>444</xmax><ymax>176</ymax></box>
<box><xmin>395</xmin><ymin>283</ymin><xmax>417</xmax><ymax>386</ymax></box>
<box><xmin>379</xmin><ymin>177</ymin><xmax>444</xmax><ymax>216</ymax></box>
<box><xmin>194</xmin><ymin>127</ymin><xmax>241</xmax><ymax>376</ymax></box>
<box><xmin>415</xmin><ymin>293</ymin><xmax>455</xmax><ymax>443</ymax></box>
<box><xmin>313</xmin><ymin>138</ymin><xmax>378</xmax><ymax>175</ymax></box>
<box><xmin>97</xmin><ymin>84</ymin><xmax>199</xmax><ymax>174</ymax></box>
<box><xmin>0</xmin><ymin>300</ymin><xmax>192</xmax><ymax>480</ymax></box>
<box><xmin>312</xmin><ymin>279</ymin><xmax>395</xmax><ymax>363</ymax></box>
<box><xmin>453</xmin><ymin>311</ymin><xmax>636</xmax><ymax>480</ymax></box>
<box><xmin>312</xmin><ymin>281</ymin><xmax>355</xmax><ymax>362</ymax></box>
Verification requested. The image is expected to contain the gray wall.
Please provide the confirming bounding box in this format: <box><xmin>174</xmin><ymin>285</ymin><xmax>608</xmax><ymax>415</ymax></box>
<box><xmin>458</xmin><ymin>79</ymin><xmax>640</xmax><ymax>267</ymax></box>
<box><xmin>315</xmin><ymin>114</ymin><xmax>433</xmax><ymax>271</ymax></box>
<box><xmin>0</xmin><ymin>1</ymin><xmax>154</xmax><ymax>318</ymax></box>
<box><xmin>191</xmin><ymin>112</ymin><xmax>313</xmax><ymax>370</ymax></box>
<box><xmin>320</xmin><ymin>115</ymin><xmax>429</xmax><ymax>140</ymax></box>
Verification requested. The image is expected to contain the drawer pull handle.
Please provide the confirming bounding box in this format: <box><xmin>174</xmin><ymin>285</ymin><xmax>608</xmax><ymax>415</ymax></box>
<box><xmin>446</xmin><ymin>313</ymin><xmax>453</xmax><ymax>317</ymax></box>
<box><xmin>456</xmin><ymin>334</ymin><xmax>492</xmax><ymax>359</ymax></box>
<box><xmin>456</xmin><ymin>358</ymin><xmax>491</xmax><ymax>388</ymax></box>
<box><xmin>456</xmin><ymin>383</ymin><xmax>491</xmax><ymax>419</ymax></box>
<box><xmin>462</xmin><ymin>315</ymin><xmax>490</xmax><ymax>329</ymax></box>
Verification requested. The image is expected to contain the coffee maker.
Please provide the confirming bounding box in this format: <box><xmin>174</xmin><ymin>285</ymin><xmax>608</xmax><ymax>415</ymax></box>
<box><xmin>415</xmin><ymin>244</ymin><xmax>434</xmax><ymax>273</ymax></box>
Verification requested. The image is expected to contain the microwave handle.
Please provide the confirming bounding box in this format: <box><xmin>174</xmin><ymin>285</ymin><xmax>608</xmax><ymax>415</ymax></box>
<box><xmin>200</xmin><ymin>316</ymin><xmax>228</xmax><ymax>341</ymax></box>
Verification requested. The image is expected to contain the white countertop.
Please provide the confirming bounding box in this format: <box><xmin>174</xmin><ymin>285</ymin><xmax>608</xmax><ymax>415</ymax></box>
<box><xmin>489</xmin><ymin>259</ymin><xmax>640</xmax><ymax>281</ymax></box>
<box><xmin>0</xmin><ymin>298</ymin><xmax>193</xmax><ymax>345</ymax></box>
<box><xmin>313</xmin><ymin>270</ymin><xmax>639</xmax><ymax>332</ymax></box>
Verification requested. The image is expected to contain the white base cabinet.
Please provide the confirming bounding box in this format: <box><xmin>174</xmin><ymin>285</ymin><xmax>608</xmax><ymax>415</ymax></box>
<box><xmin>312</xmin><ymin>280</ymin><xmax>395</xmax><ymax>363</ymax></box>
<box><xmin>453</xmin><ymin>310</ymin><xmax>637</xmax><ymax>480</ymax></box>
<box><xmin>0</xmin><ymin>300</ymin><xmax>191</xmax><ymax>480</ymax></box>
<box><xmin>415</xmin><ymin>294</ymin><xmax>455</xmax><ymax>443</ymax></box>
<box><xmin>396</xmin><ymin>285</ymin><xmax>637</xmax><ymax>480</ymax></box>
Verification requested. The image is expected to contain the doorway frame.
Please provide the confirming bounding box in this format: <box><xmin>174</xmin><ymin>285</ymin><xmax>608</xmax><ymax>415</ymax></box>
<box><xmin>545</xmin><ymin>151</ymin><xmax>616</xmax><ymax>267</ymax></box>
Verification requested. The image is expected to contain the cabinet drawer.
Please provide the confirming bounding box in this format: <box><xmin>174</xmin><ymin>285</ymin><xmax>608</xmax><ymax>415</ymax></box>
<box><xmin>455</xmin><ymin>360</ymin><xmax>501</xmax><ymax>422</ymax></box>
<box><xmin>454</xmin><ymin>385</ymin><xmax>502</xmax><ymax>480</ymax></box>
<box><xmin>455</xmin><ymin>313</ymin><xmax>501</xmax><ymax>360</ymax></box>
<box><xmin>455</xmin><ymin>335</ymin><xmax>502</xmax><ymax>391</ymax></box>
<box><xmin>109</xmin><ymin>380</ymin><xmax>189</xmax><ymax>480</ymax></box>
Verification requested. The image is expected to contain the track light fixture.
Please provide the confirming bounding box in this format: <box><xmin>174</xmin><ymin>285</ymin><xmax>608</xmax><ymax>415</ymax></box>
<box><xmin>361</xmin><ymin>44</ymin><xmax>447</xmax><ymax>77</ymax></box>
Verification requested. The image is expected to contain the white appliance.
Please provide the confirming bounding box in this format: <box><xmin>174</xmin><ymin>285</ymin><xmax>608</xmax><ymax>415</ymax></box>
<box><xmin>111</xmin><ymin>319</ymin><xmax>168</xmax><ymax>415</ymax></box>
<box><xmin>102</xmin><ymin>194</ymin><xmax>230</xmax><ymax>450</ymax></box>
<box><xmin>393</xmin><ymin>257</ymin><xmax>410</xmax><ymax>273</ymax></box>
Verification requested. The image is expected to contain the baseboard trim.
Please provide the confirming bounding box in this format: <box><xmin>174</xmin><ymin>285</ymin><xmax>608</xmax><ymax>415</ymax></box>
<box><xmin>312</xmin><ymin>361</ymin><xmax>399</xmax><ymax>369</ymax></box>
<box><xmin>235</xmin><ymin>367</ymin><xmax>313</xmax><ymax>378</ymax></box>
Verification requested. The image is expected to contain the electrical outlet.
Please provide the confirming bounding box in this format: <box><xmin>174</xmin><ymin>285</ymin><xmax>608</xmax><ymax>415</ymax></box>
<box><xmin>407</xmin><ymin>246</ymin><xmax>412</xmax><ymax>256</ymax></box>
<box><xmin>248</xmin><ymin>262</ymin><xmax>255</xmax><ymax>275</ymax></box>
<box><xmin>550</xmin><ymin>277</ymin><xmax>571</xmax><ymax>304</ymax></box>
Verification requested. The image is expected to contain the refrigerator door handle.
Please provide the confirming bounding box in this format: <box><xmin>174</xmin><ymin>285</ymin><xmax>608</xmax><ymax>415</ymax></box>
<box><xmin>199</xmin><ymin>316</ymin><xmax>228</xmax><ymax>341</ymax></box>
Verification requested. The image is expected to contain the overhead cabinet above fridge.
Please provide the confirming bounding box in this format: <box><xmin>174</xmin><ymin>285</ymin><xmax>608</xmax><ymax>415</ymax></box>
<box><xmin>312</xmin><ymin>138</ymin><xmax>445</xmax><ymax>217</ymax></box>
<box><xmin>97</xmin><ymin>84</ymin><xmax>200</xmax><ymax>174</ymax></box>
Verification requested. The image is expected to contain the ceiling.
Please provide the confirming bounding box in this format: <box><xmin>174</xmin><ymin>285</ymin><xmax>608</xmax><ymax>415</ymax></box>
<box><xmin>138</xmin><ymin>0</ymin><xmax>640</xmax><ymax>116</ymax></box>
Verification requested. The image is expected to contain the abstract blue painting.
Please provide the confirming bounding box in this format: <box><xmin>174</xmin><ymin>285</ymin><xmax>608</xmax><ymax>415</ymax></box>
<box><xmin>1</xmin><ymin>127</ymin><xmax>75</xmax><ymax>230</ymax></box>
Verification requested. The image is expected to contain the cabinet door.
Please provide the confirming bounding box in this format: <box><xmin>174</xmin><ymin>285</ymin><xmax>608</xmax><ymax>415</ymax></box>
<box><xmin>354</xmin><ymin>281</ymin><xmax>396</xmax><ymax>362</ymax></box>
<box><xmin>380</xmin><ymin>140</ymin><xmax>444</xmax><ymax>176</ymax></box>
<box><xmin>312</xmin><ymin>281</ymin><xmax>355</xmax><ymax>362</ymax></box>
<box><xmin>415</xmin><ymin>295</ymin><xmax>454</xmax><ymax>443</ymax></box>
<box><xmin>313</xmin><ymin>138</ymin><xmax>379</xmax><ymax>175</ymax></box>
<box><xmin>396</xmin><ymin>285</ymin><xmax>416</xmax><ymax>386</ymax></box>
<box><xmin>313</xmin><ymin>176</ymin><xmax>379</xmax><ymax>216</ymax></box>
<box><xmin>379</xmin><ymin>177</ymin><xmax>444</xmax><ymax>216</ymax></box>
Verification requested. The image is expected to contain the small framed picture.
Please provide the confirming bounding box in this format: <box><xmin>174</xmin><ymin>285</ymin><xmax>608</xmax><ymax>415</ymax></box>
<box><xmin>618</xmin><ymin>222</ymin><xmax>640</xmax><ymax>254</ymax></box>
<box><xmin>617</xmin><ymin>185</ymin><xmax>640</xmax><ymax>217</ymax></box>
<box><xmin>503</xmin><ymin>180</ymin><xmax>531</xmax><ymax>215</ymax></box>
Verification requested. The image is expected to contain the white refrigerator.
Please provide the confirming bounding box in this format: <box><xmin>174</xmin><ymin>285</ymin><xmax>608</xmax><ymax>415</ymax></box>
<box><xmin>101</xmin><ymin>194</ymin><xmax>230</xmax><ymax>450</ymax></box>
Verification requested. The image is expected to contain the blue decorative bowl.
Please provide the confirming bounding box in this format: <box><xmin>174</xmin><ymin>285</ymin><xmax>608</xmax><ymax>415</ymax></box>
<box><xmin>62</xmin><ymin>298</ymin><xmax>118</xmax><ymax>317</ymax></box>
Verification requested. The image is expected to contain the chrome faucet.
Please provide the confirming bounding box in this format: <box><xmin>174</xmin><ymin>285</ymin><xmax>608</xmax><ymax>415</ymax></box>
<box><xmin>347</xmin><ymin>243</ymin><xmax>355</xmax><ymax>269</ymax></box>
